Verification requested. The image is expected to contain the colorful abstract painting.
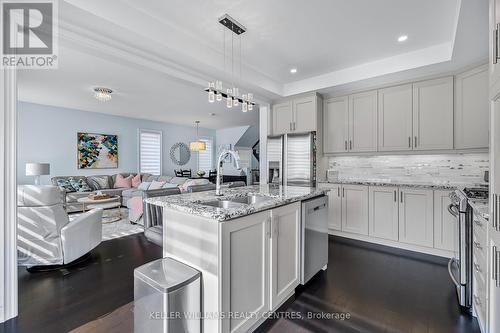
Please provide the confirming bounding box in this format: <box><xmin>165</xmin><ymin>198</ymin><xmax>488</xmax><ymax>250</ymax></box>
<box><xmin>77</xmin><ymin>132</ymin><xmax>118</xmax><ymax>169</ymax></box>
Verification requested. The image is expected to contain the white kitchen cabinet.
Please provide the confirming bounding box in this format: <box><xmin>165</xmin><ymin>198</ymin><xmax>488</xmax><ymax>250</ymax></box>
<box><xmin>433</xmin><ymin>190</ymin><xmax>456</xmax><ymax>252</ymax></box>
<box><xmin>272</xmin><ymin>95</ymin><xmax>319</xmax><ymax>135</ymax></box>
<box><xmin>412</xmin><ymin>77</ymin><xmax>454</xmax><ymax>150</ymax></box>
<box><xmin>489</xmin><ymin>238</ymin><xmax>500</xmax><ymax>333</ymax></box>
<box><xmin>270</xmin><ymin>202</ymin><xmax>301</xmax><ymax>310</ymax></box>
<box><xmin>368</xmin><ymin>186</ymin><xmax>399</xmax><ymax>241</ymax></box>
<box><xmin>293</xmin><ymin>96</ymin><xmax>317</xmax><ymax>133</ymax></box>
<box><xmin>220</xmin><ymin>212</ymin><xmax>270</xmax><ymax>333</ymax></box>
<box><xmin>318</xmin><ymin>183</ymin><xmax>342</xmax><ymax>230</ymax></box>
<box><xmin>323</xmin><ymin>97</ymin><xmax>349</xmax><ymax>153</ymax></box>
<box><xmin>378</xmin><ymin>84</ymin><xmax>413</xmax><ymax>151</ymax></box>
<box><xmin>341</xmin><ymin>185</ymin><xmax>369</xmax><ymax>235</ymax></box>
<box><xmin>348</xmin><ymin>90</ymin><xmax>378</xmax><ymax>152</ymax></box>
<box><xmin>272</xmin><ymin>102</ymin><xmax>293</xmax><ymax>135</ymax></box>
<box><xmin>398</xmin><ymin>188</ymin><xmax>434</xmax><ymax>248</ymax></box>
<box><xmin>455</xmin><ymin>66</ymin><xmax>489</xmax><ymax>149</ymax></box>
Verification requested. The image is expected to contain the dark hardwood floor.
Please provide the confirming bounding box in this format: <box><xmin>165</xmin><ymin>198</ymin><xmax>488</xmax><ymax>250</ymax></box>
<box><xmin>257</xmin><ymin>236</ymin><xmax>480</xmax><ymax>333</ymax></box>
<box><xmin>0</xmin><ymin>233</ymin><xmax>162</xmax><ymax>333</ymax></box>
<box><xmin>1</xmin><ymin>234</ymin><xmax>479</xmax><ymax>333</ymax></box>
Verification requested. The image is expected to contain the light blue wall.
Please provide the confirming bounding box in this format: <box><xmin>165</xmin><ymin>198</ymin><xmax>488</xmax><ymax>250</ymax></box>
<box><xmin>17</xmin><ymin>102</ymin><xmax>216</xmax><ymax>185</ymax></box>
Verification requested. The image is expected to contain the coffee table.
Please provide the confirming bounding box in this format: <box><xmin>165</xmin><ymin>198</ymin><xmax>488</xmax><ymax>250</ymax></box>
<box><xmin>77</xmin><ymin>195</ymin><xmax>122</xmax><ymax>223</ymax></box>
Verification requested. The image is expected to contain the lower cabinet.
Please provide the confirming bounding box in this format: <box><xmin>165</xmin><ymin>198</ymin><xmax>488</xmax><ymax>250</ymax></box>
<box><xmin>398</xmin><ymin>188</ymin><xmax>434</xmax><ymax>248</ymax></box>
<box><xmin>220</xmin><ymin>203</ymin><xmax>301</xmax><ymax>333</ymax></box>
<box><xmin>318</xmin><ymin>183</ymin><xmax>342</xmax><ymax>230</ymax></box>
<box><xmin>341</xmin><ymin>185</ymin><xmax>369</xmax><ymax>235</ymax></box>
<box><xmin>270</xmin><ymin>202</ymin><xmax>301</xmax><ymax>309</ymax></box>
<box><xmin>369</xmin><ymin>186</ymin><xmax>399</xmax><ymax>241</ymax></box>
<box><xmin>220</xmin><ymin>211</ymin><xmax>270</xmax><ymax>333</ymax></box>
<box><xmin>433</xmin><ymin>190</ymin><xmax>456</xmax><ymax>252</ymax></box>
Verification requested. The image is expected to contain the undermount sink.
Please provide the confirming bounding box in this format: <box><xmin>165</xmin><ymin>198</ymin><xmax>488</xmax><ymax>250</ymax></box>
<box><xmin>201</xmin><ymin>195</ymin><xmax>274</xmax><ymax>209</ymax></box>
<box><xmin>202</xmin><ymin>200</ymin><xmax>247</xmax><ymax>209</ymax></box>
<box><xmin>230</xmin><ymin>195</ymin><xmax>274</xmax><ymax>205</ymax></box>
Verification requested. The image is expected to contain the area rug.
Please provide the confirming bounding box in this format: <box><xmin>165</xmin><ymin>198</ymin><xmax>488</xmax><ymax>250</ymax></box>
<box><xmin>69</xmin><ymin>208</ymin><xmax>144</xmax><ymax>241</ymax></box>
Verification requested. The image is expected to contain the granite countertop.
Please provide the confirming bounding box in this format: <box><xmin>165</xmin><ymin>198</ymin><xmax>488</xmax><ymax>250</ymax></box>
<box><xmin>146</xmin><ymin>185</ymin><xmax>328</xmax><ymax>222</ymax></box>
<box><xmin>318</xmin><ymin>179</ymin><xmax>488</xmax><ymax>190</ymax></box>
<box><xmin>470</xmin><ymin>199</ymin><xmax>489</xmax><ymax>221</ymax></box>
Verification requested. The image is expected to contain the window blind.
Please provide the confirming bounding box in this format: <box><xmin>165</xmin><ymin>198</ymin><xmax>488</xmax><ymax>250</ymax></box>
<box><xmin>139</xmin><ymin>129</ymin><xmax>162</xmax><ymax>175</ymax></box>
<box><xmin>197</xmin><ymin>138</ymin><xmax>213</xmax><ymax>172</ymax></box>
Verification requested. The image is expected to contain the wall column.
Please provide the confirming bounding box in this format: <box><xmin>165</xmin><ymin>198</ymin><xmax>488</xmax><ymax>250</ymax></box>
<box><xmin>0</xmin><ymin>68</ymin><xmax>18</xmax><ymax>323</ymax></box>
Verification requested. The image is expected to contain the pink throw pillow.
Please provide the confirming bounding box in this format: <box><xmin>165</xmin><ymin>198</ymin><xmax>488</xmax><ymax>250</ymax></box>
<box><xmin>114</xmin><ymin>174</ymin><xmax>132</xmax><ymax>189</ymax></box>
<box><xmin>131</xmin><ymin>174</ymin><xmax>141</xmax><ymax>188</ymax></box>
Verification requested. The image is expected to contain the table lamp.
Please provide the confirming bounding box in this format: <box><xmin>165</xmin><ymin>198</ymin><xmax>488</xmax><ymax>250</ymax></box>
<box><xmin>26</xmin><ymin>163</ymin><xmax>50</xmax><ymax>185</ymax></box>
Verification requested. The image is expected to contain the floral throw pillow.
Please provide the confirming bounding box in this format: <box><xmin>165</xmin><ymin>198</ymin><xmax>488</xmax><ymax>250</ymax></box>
<box><xmin>69</xmin><ymin>178</ymin><xmax>92</xmax><ymax>192</ymax></box>
<box><xmin>56</xmin><ymin>179</ymin><xmax>75</xmax><ymax>193</ymax></box>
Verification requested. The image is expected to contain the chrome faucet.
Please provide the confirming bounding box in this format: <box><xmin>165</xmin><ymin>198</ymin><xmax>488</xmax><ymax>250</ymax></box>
<box><xmin>215</xmin><ymin>149</ymin><xmax>241</xmax><ymax>196</ymax></box>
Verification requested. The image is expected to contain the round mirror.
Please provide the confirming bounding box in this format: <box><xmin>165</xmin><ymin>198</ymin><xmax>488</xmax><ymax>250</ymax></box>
<box><xmin>170</xmin><ymin>142</ymin><xmax>191</xmax><ymax>166</ymax></box>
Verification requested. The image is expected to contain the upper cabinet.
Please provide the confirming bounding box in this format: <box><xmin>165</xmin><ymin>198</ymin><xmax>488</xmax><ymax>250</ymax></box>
<box><xmin>323</xmin><ymin>96</ymin><xmax>348</xmax><ymax>153</ymax></box>
<box><xmin>378</xmin><ymin>84</ymin><xmax>413</xmax><ymax>151</ymax></box>
<box><xmin>348</xmin><ymin>91</ymin><xmax>378</xmax><ymax>152</ymax></box>
<box><xmin>455</xmin><ymin>66</ymin><xmax>489</xmax><ymax>149</ymax></box>
<box><xmin>272</xmin><ymin>95</ymin><xmax>320</xmax><ymax>135</ymax></box>
<box><xmin>412</xmin><ymin>77</ymin><xmax>454</xmax><ymax>150</ymax></box>
<box><xmin>272</xmin><ymin>101</ymin><xmax>293</xmax><ymax>135</ymax></box>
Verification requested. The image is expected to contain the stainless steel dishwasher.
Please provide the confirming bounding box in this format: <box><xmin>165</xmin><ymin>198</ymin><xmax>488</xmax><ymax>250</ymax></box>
<box><xmin>301</xmin><ymin>195</ymin><xmax>328</xmax><ymax>284</ymax></box>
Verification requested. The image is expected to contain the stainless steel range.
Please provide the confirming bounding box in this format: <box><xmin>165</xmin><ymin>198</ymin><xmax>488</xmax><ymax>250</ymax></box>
<box><xmin>448</xmin><ymin>187</ymin><xmax>488</xmax><ymax>311</ymax></box>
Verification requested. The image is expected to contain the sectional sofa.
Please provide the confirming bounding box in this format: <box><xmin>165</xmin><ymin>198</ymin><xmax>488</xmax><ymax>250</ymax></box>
<box><xmin>50</xmin><ymin>173</ymin><xmax>207</xmax><ymax>213</ymax></box>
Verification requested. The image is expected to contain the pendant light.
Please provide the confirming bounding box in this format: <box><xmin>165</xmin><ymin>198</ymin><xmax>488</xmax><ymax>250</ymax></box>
<box><xmin>190</xmin><ymin>121</ymin><xmax>206</xmax><ymax>152</ymax></box>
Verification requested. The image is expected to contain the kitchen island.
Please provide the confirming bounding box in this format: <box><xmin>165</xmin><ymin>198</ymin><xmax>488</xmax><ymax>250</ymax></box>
<box><xmin>146</xmin><ymin>184</ymin><xmax>328</xmax><ymax>333</ymax></box>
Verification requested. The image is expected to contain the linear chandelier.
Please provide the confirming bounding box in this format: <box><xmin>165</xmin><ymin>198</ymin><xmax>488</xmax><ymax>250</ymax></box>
<box><xmin>206</xmin><ymin>14</ymin><xmax>255</xmax><ymax>112</ymax></box>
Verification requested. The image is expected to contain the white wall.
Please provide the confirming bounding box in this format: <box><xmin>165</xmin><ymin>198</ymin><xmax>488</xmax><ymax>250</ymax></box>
<box><xmin>17</xmin><ymin>102</ymin><xmax>216</xmax><ymax>184</ymax></box>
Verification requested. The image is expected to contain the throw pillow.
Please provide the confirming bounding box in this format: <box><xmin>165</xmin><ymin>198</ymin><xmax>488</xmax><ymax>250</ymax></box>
<box><xmin>87</xmin><ymin>175</ymin><xmax>110</xmax><ymax>190</ymax></box>
<box><xmin>56</xmin><ymin>179</ymin><xmax>75</xmax><ymax>192</ymax></box>
<box><xmin>69</xmin><ymin>178</ymin><xmax>92</xmax><ymax>192</ymax></box>
<box><xmin>148</xmin><ymin>180</ymin><xmax>166</xmax><ymax>190</ymax></box>
<box><xmin>137</xmin><ymin>182</ymin><xmax>151</xmax><ymax>191</ymax></box>
<box><xmin>114</xmin><ymin>174</ymin><xmax>132</xmax><ymax>189</ymax></box>
<box><xmin>161</xmin><ymin>183</ymin><xmax>178</xmax><ymax>189</ymax></box>
<box><xmin>169</xmin><ymin>177</ymin><xmax>187</xmax><ymax>186</ymax></box>
<box><xmin>131</xmin><ymin>174</ymin><xmax>141</xmax><ymax>188</ymax></box>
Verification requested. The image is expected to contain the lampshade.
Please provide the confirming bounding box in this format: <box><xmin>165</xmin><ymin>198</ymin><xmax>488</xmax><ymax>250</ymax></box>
<box><xmin>25</xmin><ymin>163</ymin><xmax>50</xmax><ymax>176</ymax></box>
<box><xmin>190</xmin><ymin>140</ymin><xmax>206</xmax><ymax>152</ymax></box>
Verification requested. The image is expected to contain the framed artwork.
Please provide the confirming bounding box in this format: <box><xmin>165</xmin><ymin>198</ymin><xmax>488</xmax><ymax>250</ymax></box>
<box><xmin>77</xmin><ymin>132</ymin><xmax>118</xmax><ymax>169</ymax></box>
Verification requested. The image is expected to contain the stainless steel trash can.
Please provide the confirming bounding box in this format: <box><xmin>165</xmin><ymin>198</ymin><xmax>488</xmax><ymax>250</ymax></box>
<box><xmin>134</xmin><ymin>257</ymin><xmax>201</xmax><ymax>333</ymax></box>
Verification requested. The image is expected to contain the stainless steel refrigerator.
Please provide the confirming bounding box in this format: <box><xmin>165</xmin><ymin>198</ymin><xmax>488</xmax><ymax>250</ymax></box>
<box><xmin>266</xmin><ymin>132</ymin><xmax>316</xmax><ymax>187</ymax></box>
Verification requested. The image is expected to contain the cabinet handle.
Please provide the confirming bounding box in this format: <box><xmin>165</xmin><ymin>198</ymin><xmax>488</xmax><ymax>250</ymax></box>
<box><xmin>394</xmin><ymin>190</ymin><xmax>396</xmax><ymax>202</ymax></box>
<box><xmin>337</xmin><ymin>187</ymin><xmax>340</xmax><ymax>197</ymax></box>
<box><xmin>494</xmin><ymin>194</ymin><xmax>497</xmax><ymax>230</ymax></box>
<box><xmin>342</xmin><ymin>188</ymin><xmax>345</xmax><ymax>197</ymax></box>
<box><xmin>349</xmin><ymin>140</ymin><xmax>352</xmax><ymax>150</ymax></box>
<box><xmin>408</xmin><ymin>137</ymin><xmax>411</xmax><ymax>148</ymax></box>
<box><xmin>492</xmin><ymin>246</ymin><xmax>497</xmax><ymax>284</ymax></box>
<box><xmin>289</xmin><ymin>122</ymin><xmax>292</xmax><ymax>131</ymax></box>
<box><xmin>267</xmin><ymin>218</ymin><xmax>272</xmax><ymax>239</ymax></box>
<box><xmin>344</xmin><ymin>140</ymin><xmax>347</xmax><ymax>151</ymax></box>
<box><xmin>400</xmin><ymin>191</ymin><xmax>403</xmax><ymax>203</ymax></box>
<box><xmin>293</xmin><ymin>122</ymin><xmax>296</xmax><ymax>131</ymax></box>
<box><xmin>495</xmin><ymin>24</ymin><xmax>500</xmax><ymax>64</ymax></box>
<box><xmin>414</xmin><ymin>136</ymin><xmax>417</xmax><ymax>148</ymax></box>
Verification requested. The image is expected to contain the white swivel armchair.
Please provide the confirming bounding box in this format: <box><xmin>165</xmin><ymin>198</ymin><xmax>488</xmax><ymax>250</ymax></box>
<box><xmin>17</xmin><ymin>185</ymin><xmax>103</xmax><ymax>268</ymax></box>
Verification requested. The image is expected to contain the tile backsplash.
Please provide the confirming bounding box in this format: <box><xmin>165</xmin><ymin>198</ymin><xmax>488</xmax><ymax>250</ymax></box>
<box><xmin>327</xmin><ymin>153</ymin><xmax>489</xmax><ymax>185</ymax></box>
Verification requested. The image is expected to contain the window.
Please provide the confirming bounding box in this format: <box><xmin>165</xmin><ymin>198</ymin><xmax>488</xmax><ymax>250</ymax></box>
<box><xmin>197</xmin><ymin>138</ymin><xmax>213</xmax><ymax>172</ymax></box>
<box><xmin>139</xmin><ymin>129</ymin><xmax>162</xmax><ymax>175</ymax></box>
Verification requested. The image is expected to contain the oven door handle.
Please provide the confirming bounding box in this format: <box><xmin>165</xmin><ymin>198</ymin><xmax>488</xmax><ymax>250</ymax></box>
<box><xmin>447</xmin><ymin>258</ymin><xmax>462</xmax><ymax>288</ymax></box>
<box><xmin>447</xmin><ymin>204</ymin><xmax>459</xmax><ymax>218</ymax></box>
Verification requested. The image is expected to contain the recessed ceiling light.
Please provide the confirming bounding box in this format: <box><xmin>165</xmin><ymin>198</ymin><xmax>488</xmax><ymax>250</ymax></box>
<box><xmin>397</xmin><ymin>35</ymin><xmax>408</xmax><ymax>42</ymax></box>
<box><xmin>290</xmin><ymin>68</ymin><xmax>297</xmax><ymax>74</ymax></box>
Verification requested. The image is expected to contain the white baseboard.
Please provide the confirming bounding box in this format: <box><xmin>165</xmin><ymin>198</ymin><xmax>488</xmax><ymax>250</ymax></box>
<box><xmin>329</xmin><ymin>229</ymin><xmax>454</xmax><ymax>259</ymax></box>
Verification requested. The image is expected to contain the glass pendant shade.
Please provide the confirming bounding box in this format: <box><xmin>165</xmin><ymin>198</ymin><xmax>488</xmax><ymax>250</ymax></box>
<box><xmin>242</xmin><ymin>102</ymin><xmax>248</xmax><ymax>112</ymax></box>
<box><xmin>226</xmin><ymin>88</ymin><xmax>233</xmax><ymax>108</ymax></box>
<box><xmin>208</xmin><ymin>82</ymin><xmax>215</xmax><ymax>103</ymax></box>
